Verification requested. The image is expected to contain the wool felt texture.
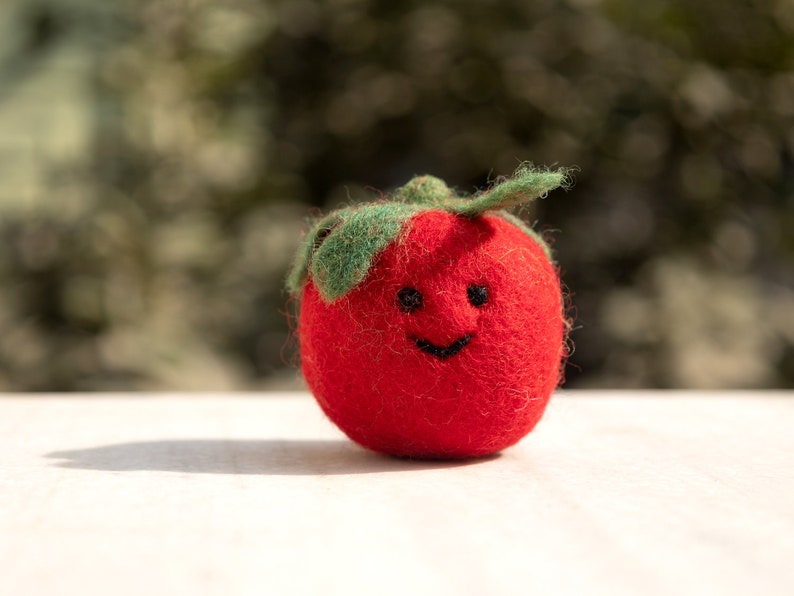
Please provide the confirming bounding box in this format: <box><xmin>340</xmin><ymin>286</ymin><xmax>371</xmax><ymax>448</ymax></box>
<box><xmin>287</xmin><ymin>164</ymin><xmax>567</xmax><ymax>301</ymax></box>
<box><xmin>289</xmin><ymin>166</ymin><xmax>567</xmax><ymax>459</ymax></box>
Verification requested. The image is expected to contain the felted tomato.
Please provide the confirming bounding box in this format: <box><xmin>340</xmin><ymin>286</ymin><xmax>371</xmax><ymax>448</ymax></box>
<box><xmin>287</xmin><ymin>165</ymin><xmax>569</xmax><ymax>459</ymax></box>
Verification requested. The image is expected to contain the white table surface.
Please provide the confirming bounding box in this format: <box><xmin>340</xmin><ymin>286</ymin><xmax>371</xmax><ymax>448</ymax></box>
<box><xmin>1</xmin><ymin>391</ymin><xmax>792</xmax><ymax>596</ymax></box>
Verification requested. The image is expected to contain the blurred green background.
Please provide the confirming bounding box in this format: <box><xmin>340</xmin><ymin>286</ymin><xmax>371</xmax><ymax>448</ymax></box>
<box><xmin>0</xmin><ymin>0</ymin><xmax>792</xmax><ymax>391</ymax></box>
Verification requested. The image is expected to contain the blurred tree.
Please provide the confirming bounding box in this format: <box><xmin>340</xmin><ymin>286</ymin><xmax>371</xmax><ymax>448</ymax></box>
<box><xmin>0</xmin><ymin>0</ymin><xmax>791</xmax><ymax>390</ymax></box>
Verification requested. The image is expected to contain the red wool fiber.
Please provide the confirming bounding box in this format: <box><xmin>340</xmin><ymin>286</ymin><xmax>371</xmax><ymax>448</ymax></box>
<box><xmin>299</xmin><ymin>210</ymin><xmax>565</xmax><ymax>459</ymax></box>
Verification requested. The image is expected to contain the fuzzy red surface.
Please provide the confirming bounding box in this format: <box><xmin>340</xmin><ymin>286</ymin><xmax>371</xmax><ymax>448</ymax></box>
<box><xmin>299</xmin><ymin>210</ymin><xmax>565</xmax><ymax>458</ymax></box>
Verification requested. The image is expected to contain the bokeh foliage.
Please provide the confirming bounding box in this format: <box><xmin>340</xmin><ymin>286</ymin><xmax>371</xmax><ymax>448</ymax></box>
<box><xmin>0</xmin><ymin>0</ymin><xmax>792</xmax><ymax>390</ymax></box>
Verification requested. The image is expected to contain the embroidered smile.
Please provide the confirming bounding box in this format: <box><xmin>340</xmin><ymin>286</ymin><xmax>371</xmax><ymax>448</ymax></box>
<box><xmin>413</xmin><ymin>335</ymin><xmax>472</xmax><ymax>359</ymax></box>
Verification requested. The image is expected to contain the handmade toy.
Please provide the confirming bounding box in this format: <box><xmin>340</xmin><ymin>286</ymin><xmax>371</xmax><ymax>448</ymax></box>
<box><xmin>287</xmin><ymin>165</ymin><xmax>569</xmax><ymax>459</ymax></box>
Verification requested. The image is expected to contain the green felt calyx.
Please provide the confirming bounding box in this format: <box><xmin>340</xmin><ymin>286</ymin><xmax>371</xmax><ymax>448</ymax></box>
<box><xmin>287</xmin><ymin>164</ymin><xmax>569</xmax><ymax>302</ymax></box>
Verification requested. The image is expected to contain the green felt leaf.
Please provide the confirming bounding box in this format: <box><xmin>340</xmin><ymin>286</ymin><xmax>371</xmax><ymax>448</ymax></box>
<box><xmin>287</xmin><ymin>163</ymin><xmax>571</xmax><ymax>302</ymax></box>
<box><xmin>286</xmin><ymin>210</ymin><xmax>345</xmax><ymax>296</ymax></box>
<box><xmin>449</xmin><ymin>165</ymin><xmax>570</xmax><ymax>217</ymax></box>
<box><xmin>393</xmin><ymin>175</ymin><xmax>452</xmax><ymax>207</ymax></box>
<box><xmin>288</xmin><ymin>203</ymin><xmax>423</xmax><ymax>302</ymax></box>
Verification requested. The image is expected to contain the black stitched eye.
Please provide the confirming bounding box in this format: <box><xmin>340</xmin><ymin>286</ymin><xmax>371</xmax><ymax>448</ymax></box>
<box><xmin>397</xmin><ymin>287</ymin><xmax>423</xmax><ymax>313</ymax></box>
<box><xmin>467</xmin><ymin>284</ymin><xmax>488</xmax><ymax>307</ymax></box>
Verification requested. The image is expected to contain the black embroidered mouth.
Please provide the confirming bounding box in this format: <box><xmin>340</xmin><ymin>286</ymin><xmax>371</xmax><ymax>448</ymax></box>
<box><xmin>414</xmin><ymin>335</ymin><xmax>472</xmax><ymax>359</ymax></box>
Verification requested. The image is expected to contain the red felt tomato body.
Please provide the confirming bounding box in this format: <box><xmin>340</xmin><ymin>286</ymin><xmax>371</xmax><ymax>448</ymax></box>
<box><xmin>299</xmin><ymin>210</ymin><xmax>565</xmax><ymax>458</ymax></box>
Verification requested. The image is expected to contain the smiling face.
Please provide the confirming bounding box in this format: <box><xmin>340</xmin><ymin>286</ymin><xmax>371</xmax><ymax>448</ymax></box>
<box><xmin>299</xmin><ymin>209</ymin><xmax>565</xmax><ymax>458</ymax></box>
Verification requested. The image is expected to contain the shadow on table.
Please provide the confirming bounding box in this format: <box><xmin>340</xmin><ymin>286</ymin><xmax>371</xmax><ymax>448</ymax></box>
<box><xmin>46</xmin><ymin>439</ymin><xmax>497</xmax><ymax>475</ymax></box>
